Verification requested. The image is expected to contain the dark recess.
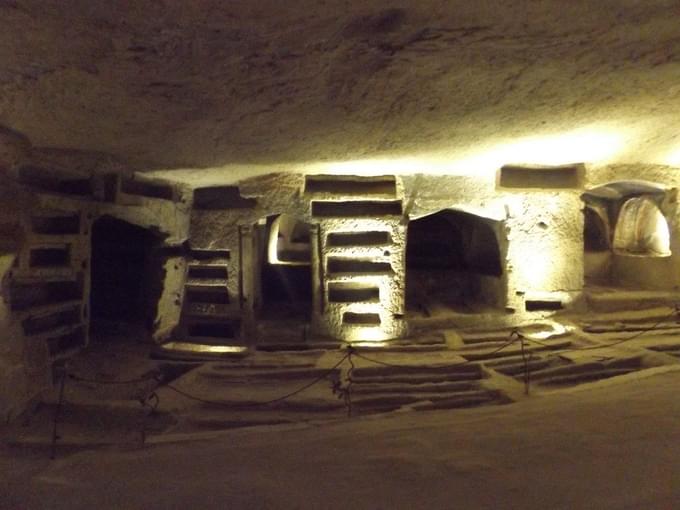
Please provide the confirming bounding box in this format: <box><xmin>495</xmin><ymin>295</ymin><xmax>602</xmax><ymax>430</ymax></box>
<box><xmin>121</xmin><ymin>179</ymin><xmax>174</xmax><ymax>200</ymax></box>
<box><xmin>31</xmin><ymin>214</ymin><xmax>80</xmax><ymax>235</ymax></box>
<box><xmin>193</xmin><ymin>186</ymin><xmax>256</xmax><ymax>209</ymax></box>
<box><xmin>525</xmin><ymin>300</ymin><xmax>563</xmax><ymax>311</ymax></box>
<box><xmin>10</xmin><ymin>279</ymin><xmax>83</xmax><ymax>311</ymax></box>
<box><xmin>499</xmin><ymin>164</ymin><xmax>582</xmax><ymax>189</ymax></box>
<box><xmin>327</xmin><ymin>258</ymin><xmax>393</xmax><ymax>274</ymax></box>
<box><xmin>305</xmin><ymin>175</ymin><xmax>396</xmax><ymax>195</ymax></box>
<box><xmin>30</xmin><ymin>247</ymin><xmax>70</xmax><ymax>267</ymax></box>
<box><xmin>90</xmin><ymin>216</ymin><xmax>164</xmax><ymax>339</ymax></box>
<box><xmin>311</xmin><ymin>200</ymin><xmax>402</xmax><ymax>217</ymax></box>
<box><xmin>18</xmin><ymin>165</ymin><xmax>92</xmax><ymax>196</ymax></box>
<box><xmin>343</xmin><ymin>312</ymin><xmax>381</xmax><ymax>325</ymax></box>
<box><xmin>327</xmin><ymin>231</ymin><xmax>391</xmax><ymax>247</ymax></box>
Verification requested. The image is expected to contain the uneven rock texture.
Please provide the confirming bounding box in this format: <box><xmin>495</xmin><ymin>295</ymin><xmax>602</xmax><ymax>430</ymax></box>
<box><xmin>1</xmin><ymin>0</ymin><xmax>680</xmax><ymax>176</ymax></box>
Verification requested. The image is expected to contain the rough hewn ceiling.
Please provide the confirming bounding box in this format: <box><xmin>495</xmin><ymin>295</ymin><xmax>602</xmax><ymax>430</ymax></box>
<box><xmin>1</xmin><ymin>0</ymin><xmax>680</xmax><ymax>179</ymax></box>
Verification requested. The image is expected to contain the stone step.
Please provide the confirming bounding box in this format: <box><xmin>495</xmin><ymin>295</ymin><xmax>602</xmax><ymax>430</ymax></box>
<box><xmin>534</xmin><ymin>367</ymin><xmax>639</xmax><ymax>386</ymax></box>
<box><xmin>412</xmin><ymin>393</ymin><xmax>507</xmax><ymax>412</ymax></box>
<box><xmin>461</xmin><ymin>339</ymin><xmax>572</xmax><ymax>361</ymax></box>
<box><xmin>351</xmin><ymin>388</ymin><xmax>502</xmax><ymax>412</ymax></box>
<box><xmin>488</xmin><ymin>356</ymin><xmax>563</xmax><ymax>377</ymax></box>
<box><xmin>585</xmin><ymin>290</ymin><xmax>680</xmax><ymax>313</ymax></box>
<box><xmin>350</xmin><ymin>380</ymin><xmax>481</xmax><ymax>395</ymax></box>
<box><xmin>152</xmin><ymin>342</ymin><xmax>249</xmax><ymax>361</ymax></box>
<box><xmin>537</xmin><ymin>356</ymin><xmax>641</xmax><ymax>377</ymax></box>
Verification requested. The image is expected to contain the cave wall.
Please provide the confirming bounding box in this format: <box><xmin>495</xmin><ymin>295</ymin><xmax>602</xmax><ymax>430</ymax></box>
<box><xmin>0</xmin><ymin>128</ymin><xmax>191</xmax><ymax>421</ymax></box>
<box><xmin>5</xmin><ymin>118</ymin><xmax>680</xmax><ymax>418</ymax></box>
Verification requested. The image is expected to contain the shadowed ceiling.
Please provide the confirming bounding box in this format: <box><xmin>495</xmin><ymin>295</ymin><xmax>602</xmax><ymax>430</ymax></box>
<box><xmin>1</xmin><ymin>0</ymin><xmax>680</xmax><ymax>179</ymax></box>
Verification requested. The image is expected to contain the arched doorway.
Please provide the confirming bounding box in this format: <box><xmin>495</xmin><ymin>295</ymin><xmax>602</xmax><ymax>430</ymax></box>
<box><xmin>405</xmin><ymin>209</ymin><xmax>504</xmax><ymax>315</ymax></box>
<box><xmin>257</xmin><ymin>214</ymin><xmax>313</xmax><ymax>321</ymax></box>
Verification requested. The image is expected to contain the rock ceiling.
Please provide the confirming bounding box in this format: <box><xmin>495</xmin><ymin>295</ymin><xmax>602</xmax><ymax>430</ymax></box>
<box><xmin>1</xmin><ymin>0</ymin><xmax>680</xmax><ymax>183</ymax></box>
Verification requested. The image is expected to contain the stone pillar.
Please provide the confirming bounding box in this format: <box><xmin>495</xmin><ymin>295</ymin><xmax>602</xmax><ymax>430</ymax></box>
<box><xmin>239</xmin><ymin>224</ymin><xmax>258</xmax><ymax>343</ymax></box>
<box><xmin>309</xmin><ymin>224</ymin><xmax>325</xmax><ymax>334</ymax></box>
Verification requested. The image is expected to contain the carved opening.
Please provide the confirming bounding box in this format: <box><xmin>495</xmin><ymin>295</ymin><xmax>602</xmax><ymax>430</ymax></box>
<box><xmin>582</xmin><ymin>181</ymin><xmax>673</xmax><ymax>290</ymax></box>
<box><xmin>121</xmin><ymin>179</ymin><xmax>174</xmax><ymax>200</ymax></box>
<box><xmin>90</xmin><ymin>216</ymin><xmax>164</xmax><ymax>341</ymax></box>
<box><xmin>328</xmin><ymin>283</ymin><xmax>380</xmax><ymax>303</ymax></box>
<box><xmin>406</xmin><ymin>209</ymin><xmax>504</xmax><ymax>314</ymax></box>
<box><xmin>10</xmin><ymin>279</ymin><xmax>83</xmax><ymax>311</ymax></box>
<box><xmin>613</xmin><ymin>197</ymin><xmax>670</xmax><ymax>257</ymax></box>
<box><xmin>29</xmin><ymin>246</ymin><xmax>70</xmax><ymax>267</ymax></box>
<box><xmin>311</xmin><ymin>200</ymin><xmax>402</xmax><ymax>217</ymax></box>
<box><xmin>327</xmin><ymin>231</ymin><xmax>391</xmax><ymax>247</ymax></box>
<box><xmin>31</xmin><ymin>213</ymin><xmax>80</xmax><ymax>235</ymax></box>
<box><xmin>342</xmin><ymin>312</ymin><xmax>381</xmax><ymax>326</ymax></box>
<box><xmin>193</xmin><ymin>186</ymin><xmax>256</xmax><ymax>209</ymax></box>
<box><xmin>258</xmin><ymin>215</ymin><xmax>312</xmax><ymax>320</ymax></box>
<box><xmin>305</xmin><ymin>175</ymin><xmax>396</xmax><ymax>195</ymax></box>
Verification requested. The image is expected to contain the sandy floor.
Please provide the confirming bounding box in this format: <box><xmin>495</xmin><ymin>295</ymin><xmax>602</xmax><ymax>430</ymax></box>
<box><xmin>2</xmin><ymin>365</ymin><xmax>679</xmax><ymax>509</ymax></box>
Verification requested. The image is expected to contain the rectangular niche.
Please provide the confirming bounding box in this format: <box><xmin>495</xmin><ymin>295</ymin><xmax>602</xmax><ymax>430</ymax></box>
<box><xmin>22</xmin><ymin>306</ymin><xmax>81</xmax><ymax>335</ymax></box>
<box><xmin>18</xmin><ymin>166</ymin><xmax>92</xmax><ymax>196</ymax></box>
<box><xmin>193</xmin><ymin>186</ymin><xmax>257</xmax><ymax>210</ymax></box>
<box><xmin>498</xmin><ymin>164</ymin><xmax>583</xmax><ymax>189</ymax></box>
<box><xmin>29</xmin><ymin>245</ymin><xmax>71</xmax><ymax>267</ymax></box>
<box><xmin>187</xmin><ymin>265</ymin><xmax>228</xmax><ymax>280</ymax></box>
<box><xmin>190</xmin><ymin>249</ymin><xmax>231</xmax><ymax>260</ymax></box>
<box><xmin>311</xmin><ymin>200</ymin><xmax>402</xmax><ymax>217</ymax></box>
<box><xmin>31</xmin><ymin>214</ymin><xmax>80</xmax><ymax>235</ymax></box>
<box><xmin>10</xmin><ymin>280</ymin><xmax>82</xmax><ymax>310</ymax></box>
<box><xmin>327</xmin><ymin>258</ymin><xmax>393</xmax><ymax>275</ymax></box>
<box><xmin>121</xmin><ymin>179</ymin><xmax>174</xmax><ymax>200</ymax></box>
<box><xmin>327</xmin><ymin>231</ymin><xmax>391</xmax><ymax>247</ymax></box>
<box><xmin>328</xmin><ymin>283</ymin><xmax>380</xmax><ymax>303</ymax></box>
<box><xmin>342</xmin><ymin>312</ymin><xmax>382</xmax><ymax>326</ymax></box>
<box><xmin>305</xmin><ymin>175</ymin><xmax>397</xmax><ymax>195</ymax></box>
<box><xmin>525</xmin><ymin>299</ymin><xmax>563</xmax><ymax>311</ymax></box>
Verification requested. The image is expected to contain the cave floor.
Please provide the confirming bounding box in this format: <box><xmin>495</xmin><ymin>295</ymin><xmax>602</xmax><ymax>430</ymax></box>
<box><xmin>2</xmin><ymin>359</ymin><xmax>679</xmax><ymax>509</ymax></box>
<box><xmin>3</xmin><ymin>303</ymin><xmax>680</xmax><ymax>454</ymax></box>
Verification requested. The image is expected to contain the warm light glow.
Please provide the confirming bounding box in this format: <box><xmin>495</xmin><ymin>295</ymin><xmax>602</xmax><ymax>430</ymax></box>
<box><xmin>351</xmin><ymin>341</ymin><xmax>390</xmax><ymax>348</ymax></box>
<box><xmin>267</xmin><ymin>214</ymin><xmax>310</xmax><ymax>265</ymax></box>
<box><xmin>343</xmin><ymin>327</ymin><xmax>392</xmax><ymax>343</ymax></box>
<box><xmin>160</xmin><ymin>342</ymin><xmax>248</xmax><ymax>354</ymax></box>
<box><xmin>522</xmin><ymin>321</ymin><xmax>573</xmax><ymax>340</ymax></box>
<box><xmin>313</xmin><ymin>125</ymin><xmax>628</xmax><ymax>178</ymax></box>
<box><xmin>663</xmin><ymin>146</ymin><xmax>680</xmax><ymax>167</ymax></box>
<box><xmin>613</xmin><ymin>197</ymin><xmax>671</xmax><ymax>257</ymax></box>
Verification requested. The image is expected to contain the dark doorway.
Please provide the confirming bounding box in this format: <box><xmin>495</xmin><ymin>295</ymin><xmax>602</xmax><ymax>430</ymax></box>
<box><xmin>406</xmin><ymin>209</ymin><xmax>503</xmax><ymax>314</ymax></box>
<box><xmin>90</xmin><ymin>216</ymin><xmax>163</xmax><ymax>340</ymax></box>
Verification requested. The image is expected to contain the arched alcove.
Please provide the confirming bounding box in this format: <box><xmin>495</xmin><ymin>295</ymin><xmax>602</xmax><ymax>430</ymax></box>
<box><xmin>258</xmin><ymin>214</ymin><xmax>312</xmax><ymax>320</ymax></box>
<box><xmin>406</xmin><ymin>209</ymin><xmax>503</xmax><ymax>314</ymax></box>
<box><xmin>583</xmin><ymin>206</ymin><xmax>610</xmax><ymax>253</ymax></box>
<box><xmin>581</xmin><ymin>181</ymin><xmax>674</xmax><ymax>290</ymax></box>
<box><xmin>613</xmin><ymin>197</ymin><xmax>670</xmax><ymax>257</ymax></box>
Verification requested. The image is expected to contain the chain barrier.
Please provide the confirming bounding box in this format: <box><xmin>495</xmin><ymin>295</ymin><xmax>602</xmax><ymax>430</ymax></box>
<box><xmin>51</xmin><ymin>307</ymin><xmax>679</xmax><ymax>458</ymax></box>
